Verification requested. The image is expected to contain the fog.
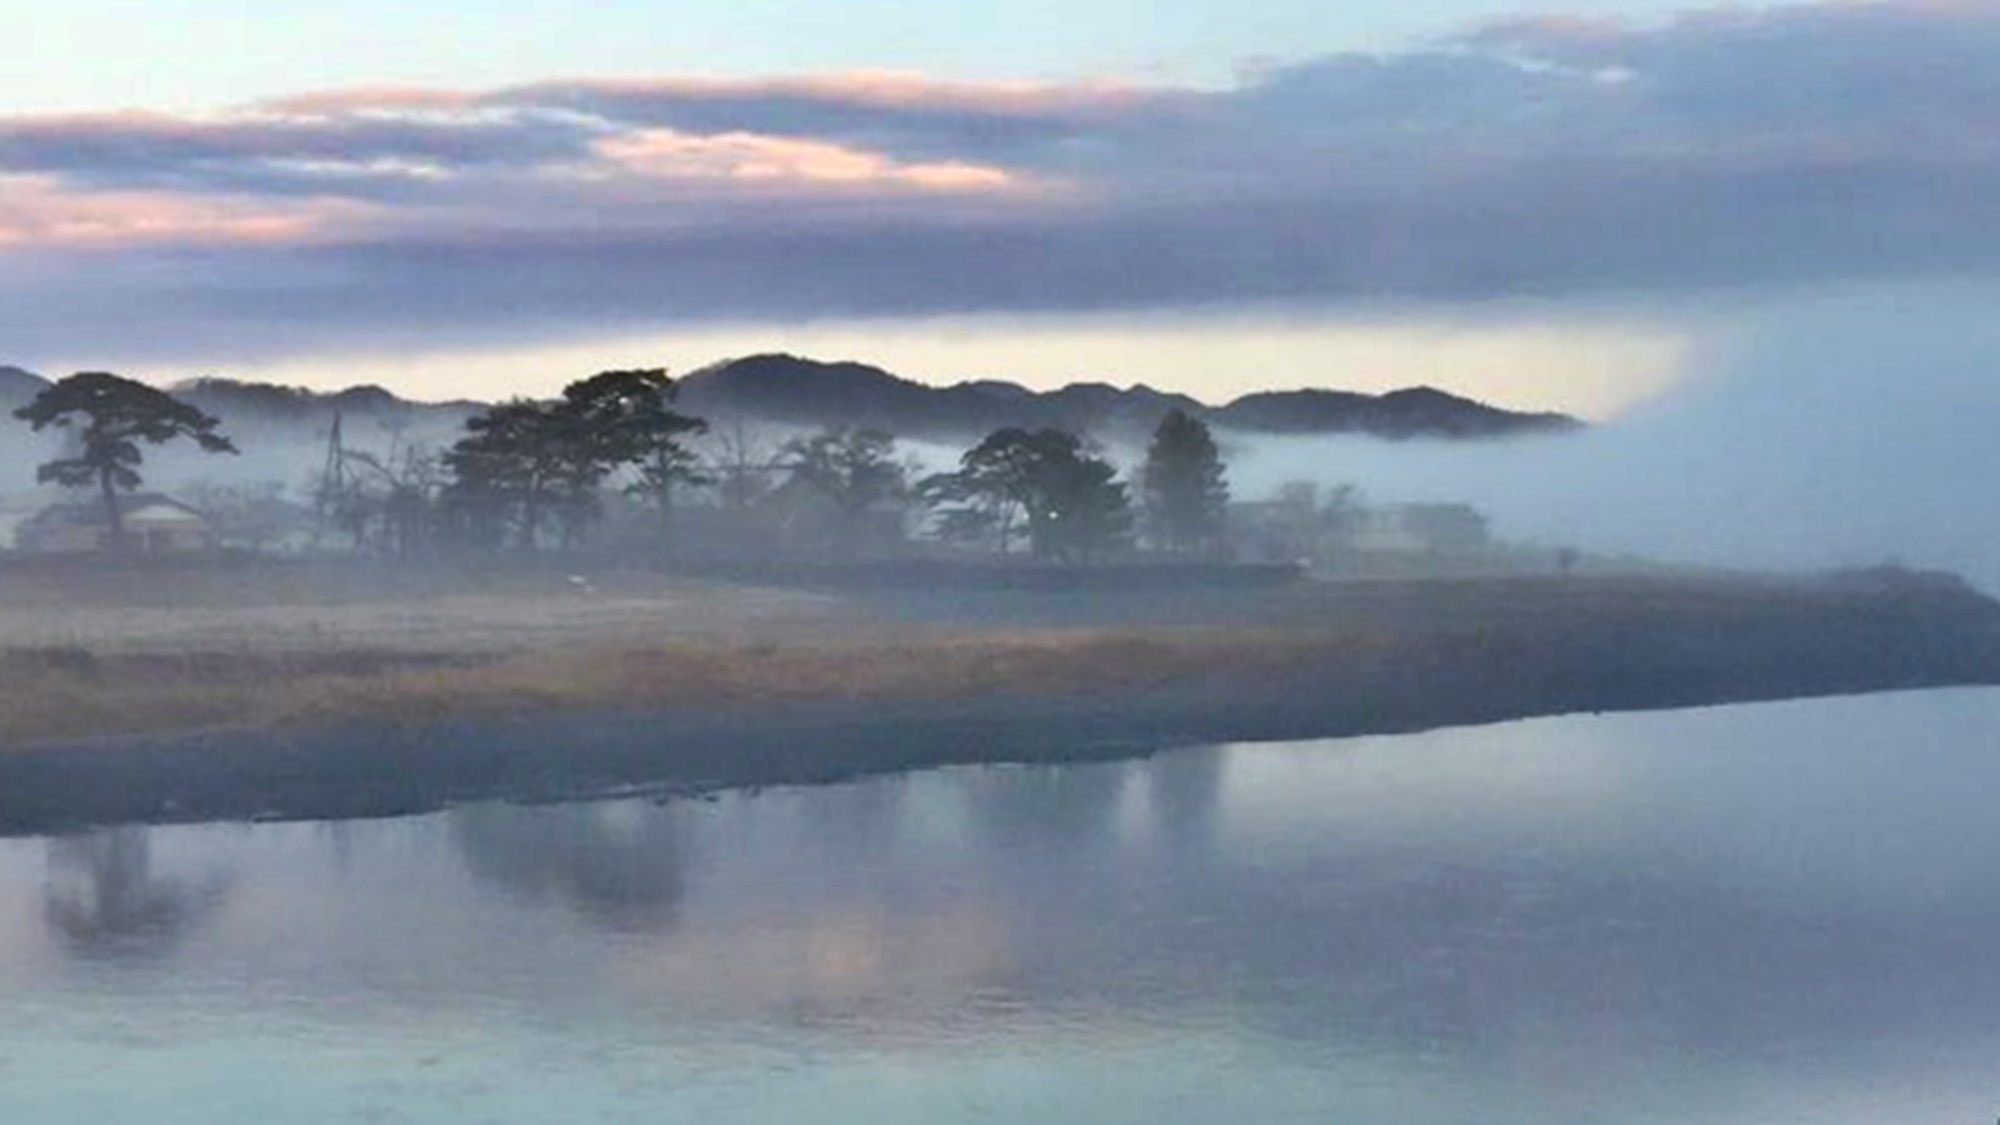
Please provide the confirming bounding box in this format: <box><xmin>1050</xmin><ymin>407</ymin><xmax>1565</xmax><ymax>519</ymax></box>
<box><xmin>1215</xmin><ymin>285</ymin><xmax>2000</xmax><ymax>590</ymax></box>
<box><xmin>2</xmin><ymin>282</ymin><xmax>1995</xmax><ymax>594</ymax></box>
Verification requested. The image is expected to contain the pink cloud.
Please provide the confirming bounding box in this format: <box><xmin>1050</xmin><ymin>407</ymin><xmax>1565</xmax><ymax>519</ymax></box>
<box><xmin>5</xmin><ymin>0</ymin><xmax>2000</xmax><ymax>322</ymax></box>
<box><xmin>0</xmin><ymin>175</ymin><xmax>373</xmax><ymax>251</ymax></box>
<box><xmin>594</xmin><ymin>129</ymin><xmax>1018</xmax><ymax>193</ymax></box>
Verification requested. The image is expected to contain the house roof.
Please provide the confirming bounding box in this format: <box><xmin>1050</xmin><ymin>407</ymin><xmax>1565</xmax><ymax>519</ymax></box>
<box><xmin>22</xmin><ymin>494</ymin><xmax>209</xmax><ymax>531</ymax></box>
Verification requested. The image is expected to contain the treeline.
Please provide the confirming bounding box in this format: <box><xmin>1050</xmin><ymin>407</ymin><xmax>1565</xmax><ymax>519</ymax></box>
<box><xmin>9</xmin><ymin>369</ymin><xmax>1234</xmax><ymax>563</ymax></box>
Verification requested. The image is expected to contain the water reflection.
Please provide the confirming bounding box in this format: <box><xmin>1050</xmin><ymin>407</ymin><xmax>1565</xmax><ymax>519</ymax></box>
<box><xmin>1144</xmin><ymin>747</ymin><xmax>1224</xmax><ymax>851</ymax></box>
<box><xmin>797</xmin><ymin>771</ymin><xmax>908</xmax><ymax>858</ymax></box>
<box><xmin>960</xmin><ymin>763</ymin><xmax>1128</xmax><ymax>852</ymax></box>
<box><xmin>42</xmin><ymin>828</ymin><xmax>230</xmax><ymax>960</ymax></box>
<box><xmin>452</xmin><ymin>801</ymin><xmax>687</xmax><ymax>934</ymax></box>
<box><xmin>1</xmin><ymin>690</ymin><xmax>1998</xmax><ymax>1124</ymax></box>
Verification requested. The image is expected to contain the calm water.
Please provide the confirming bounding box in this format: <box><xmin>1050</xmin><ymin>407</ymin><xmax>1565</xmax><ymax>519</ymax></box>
<box><xmin>3</xmin><ymin>690</ymin><xmax>1999</xmax><ymax>1123</ymax></box>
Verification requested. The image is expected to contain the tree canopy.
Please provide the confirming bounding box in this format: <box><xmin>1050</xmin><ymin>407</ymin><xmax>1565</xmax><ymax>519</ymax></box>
<box><xmin>923</xmin><ymin>427</ymin><xmax>1131</xmax><ymax>563</ymax></box>
<box><xmin>13</xmin><ymin>372</ymin><xmax>237</xmax><ymax>553</ymax></box>
<box><xmin>563</xmin><ymin>369</ymin><xmax>709</xmax><ymax>541</ymax></box>
<box><xmin>782</xmin><ymin>427</ymin><xmax>907</xmax><ymax>515</ymax></box>
<box><xmin>441</xmin><ymin>399</ymin><xmax>581</xmax><ymax>550</ymax></box>
<box><xmin>441</xmin><ymin>369</ymin><xmax>707</xmax><ymax>551</ymax></box>
<box><xmin>1140</xmin><ymin>408</ymin><xmax>1229</xmax><ymax>555</ymax></box>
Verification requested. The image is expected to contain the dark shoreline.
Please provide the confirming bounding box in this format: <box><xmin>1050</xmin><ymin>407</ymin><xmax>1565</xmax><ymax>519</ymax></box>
<box><xmin>5</xmin><ymin>573</ymin><xmax>1997</xmax><ymax>837</ymax></box>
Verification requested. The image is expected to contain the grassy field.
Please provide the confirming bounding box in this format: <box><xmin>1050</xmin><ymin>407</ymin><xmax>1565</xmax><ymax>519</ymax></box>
<box><xmin>2</xmin><ymin>561</ymin><xmax>1995</xmax><ymax>748</ymax></box>
<box><xmin>0</xmin><ymin>626</ymin><xmax>1361</xmax><ymax>744</ymax></box>
<box><xmin>0</xmin><ymin>562</ymin><xmax>847</xmax><ymax>656</ymax></box>
<box><xmin>0</xmin><ymin>561</ymin><xmax>1996</xmax><ymax>833</ymax></box>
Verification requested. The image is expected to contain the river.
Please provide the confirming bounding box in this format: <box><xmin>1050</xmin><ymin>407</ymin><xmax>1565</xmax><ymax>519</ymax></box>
<box><xmin>2</xmin><ymin>689</ymin><xmax>1997</xmax><ymax>1122</ymax></box>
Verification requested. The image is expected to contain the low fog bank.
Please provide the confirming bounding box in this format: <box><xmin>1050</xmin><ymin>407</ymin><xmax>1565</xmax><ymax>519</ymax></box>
<box><xmin>3</xmin><ymin>285</ymin><xmax>1993</xmax><ymax>595</ymax></box>
<box><xmin>1225</xmin><ymin>289</ymin><xmax>2000</xmax><ymax>592</ymax></box>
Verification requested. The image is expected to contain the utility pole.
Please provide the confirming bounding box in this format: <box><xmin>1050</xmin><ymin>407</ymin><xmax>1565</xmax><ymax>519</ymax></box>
<box><xmin>312</xmin><ymin>410</ymin><xmax>347</xmax><ymax>549</ymax></box>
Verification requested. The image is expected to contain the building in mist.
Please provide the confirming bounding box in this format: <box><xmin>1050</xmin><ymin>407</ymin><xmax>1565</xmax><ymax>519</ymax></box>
<box><xmin>15</xmin><ymin>494</ymin><xmax>218</xmax><ymax>556</ymax></box>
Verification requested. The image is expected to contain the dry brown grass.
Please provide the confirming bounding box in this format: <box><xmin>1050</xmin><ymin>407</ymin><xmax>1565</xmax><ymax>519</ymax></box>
<box><xmin>0</xmin><ymin>627</ymin><xmax>1367</xmax><ymax>747</ymax></box>
<box><xmin>4</xmin><ymin>568</ymin><xmax>1989</xmax><ymax>749</ymax></box>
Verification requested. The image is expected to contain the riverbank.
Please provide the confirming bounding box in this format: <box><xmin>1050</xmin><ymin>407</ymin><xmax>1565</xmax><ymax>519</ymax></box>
<box><xmin>1</xmin><ymin>567</ymin><xmax>1996</xmax><ymax>834</ymax></box>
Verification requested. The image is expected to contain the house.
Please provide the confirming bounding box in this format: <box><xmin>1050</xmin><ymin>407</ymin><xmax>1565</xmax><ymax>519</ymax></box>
<box><xmin>16</xmin><ymin>494</ymin><xmax>218</xmax><ymax>556</ymax></box>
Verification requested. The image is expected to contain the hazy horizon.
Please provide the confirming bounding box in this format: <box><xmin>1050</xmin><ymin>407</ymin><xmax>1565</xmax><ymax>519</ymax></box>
<box><xmin>5</xmin><ymin>0</ymin><xmax>1997</xmax><ymax>585</ymax></box>
<box><xmin>5</xmin><ymin>8</ymin><xmax>1997</xmax><ymax>1120</ymax></box>
<box><xmin>6</xmin><ymin>1</ymin><xmax>1999</xmax><ymax>424</ymax></box>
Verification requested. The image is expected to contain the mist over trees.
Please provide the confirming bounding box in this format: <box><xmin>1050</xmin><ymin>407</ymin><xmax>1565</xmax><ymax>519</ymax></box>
<box><xmin>569</xmin><ymin>369</ymin><xmax>709</xmax><ymax>545</ymax></box>
<box><xmin>703</xmin><ymin>418</ymin><xmax>781</xmax><ymax>514</ymax></box>
<box><xmin>778</xmin><ymin>427</ymin><xmax>910</xmax><ymax>555</ymax></box>
<box><xmin>310</xmin><ymin>413</ymin><xmax>446</xmax><ymax>557</ymax></box>
<box><xmin>1</xmin><ymin>362</ymin><xmax>1531</xmax><ymax>577</ymax></box>
<box><xmin>439</xmin><ymin>370</ymin><xmax>706</xmax><ymax>552</ymax></box>
<box><xmin>921</xmin><ymin>428</ymin><xmax>1134</xmax><ymax>563</ymax></box>
<box><xmin>11</xmin><ymin>372</ymin><xmax>237</xmax><ymax>556</ymax></box>
<box><xmin>440</xmin><ymin>399</ymin><xmax>589</xmax><ymax>551</ymax></box>
<box><xmin>1141</xmin><ymin>409</ymin><xmax>1229</xmax><ymax>557</ymax></box>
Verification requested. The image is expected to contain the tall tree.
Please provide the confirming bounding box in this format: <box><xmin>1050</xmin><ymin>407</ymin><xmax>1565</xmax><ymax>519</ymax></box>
<box><xmin>561</xmin><ymin>369</ymin><xmax>708</xmax><ymax>544</ymax></box>
<box><xmin>780</xmin><ymin>427</ymin><xmax>908</xmax><ymax>549</ymax></box>
<box><xmin>922</xmin><ymin>428</ymin><xmax>1131</xmax><ymax>563</ymax></box>
<box><xmin>1140</xmin><ymin>409</ymin><xmax>1230</xmax><ymax>555</ymax></box>
<box><xmin>919</xmin><ymin>427</ymin><xmax>1039</xmax><ymax>555</ymax></box>
<box><xmin>701</xmin><ymin>417</ymin><xmax>781</xmax><ymax>512</ymax></box>
<box><xmin>442</xmin><ymin>370</ymin><xmax>709</xmax><ymax>552</ymax></box>
<box><xmin>12</xmin><ymin>372</ymin><xmax>237</xmax><ymax>554</ymax></box>
<box><xmin>441</xmin><ymin>399</ymin><xmax>577</xmax><ymax>551</ymax></box>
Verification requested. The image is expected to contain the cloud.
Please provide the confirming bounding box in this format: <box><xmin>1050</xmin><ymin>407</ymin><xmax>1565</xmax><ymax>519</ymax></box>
<box><xmin>4</xmin><ymin>0</ymin><xmax>2000</xmax><ymax>361</ymax></box>
<box><xmin>0</xmin><ymin>174</ymin><xmax>372</xmax><ymax>249</ymax></box>
<box><xmin>593</xmin><ymin>129</ymin><xmax>1019</xmax><ymax>194</ymax></box>
<box><xmin>0</xmin><ymin>107</ymin><xmax>593</xmax><ymax>198</ymax></box>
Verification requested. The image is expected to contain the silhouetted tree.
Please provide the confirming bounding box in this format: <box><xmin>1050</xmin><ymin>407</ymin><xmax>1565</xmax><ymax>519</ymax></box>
<box><xmin>702</xmin><ymin>417</ymin><xmax>782</xmax><ymax>512</ymax></box>
<box><xmin>917</xmin><ymin>443</ymin><xmax>1025</xmax><ymax>554</ymax></box>
<box><xmin>12</xmin><ymin>372</ymin><xmax>237</xmax><ymax>555</ymax></box>
<box><xmin>920</xmin><ymin>496</ymin><xmax>1005</xmax><ymax>550</ymax></box>
<box><xmin>443</xmin><ymin>371</ymin><xmax>709</xmax><ymax>552</ymax></box>
<box><xmin>308</xmin><ymin>412</ymin><xmax>445</xmax><ymax>557</ymax></box>
<box><xmin>562</xmin><ymin>369</ymin><xmax>708</xmax><ymax>544</ymax></box>
<box><xmin>780</xmin><ymin>426</ymin><xmax>908</xmax><ymax>550</ymax></box>
<box><xmin>335</xmin><ymin>445</ymin><xmax>444</xmax><ymax>557</ymax></box>
<box><xmin>1140</xmin><ymin>409</ymin><xmax>1229</xmax><ymax>555</ymax></box>
<box><xmin>441</xmin><ymin>399</ymin><xmax>577</xmax><ymax>551</ymax></box>
<box><xmin>923</xmin><ymin>427</ymin><xmax>1132</xmax><ymax>562</ymax></box>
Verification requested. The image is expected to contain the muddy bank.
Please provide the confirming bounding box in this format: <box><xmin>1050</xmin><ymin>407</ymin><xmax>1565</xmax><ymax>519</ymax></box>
<box><xmin>2</xmin><ymin>570</ymin><xmax>1996</xmax><ymax>836</ymax></box>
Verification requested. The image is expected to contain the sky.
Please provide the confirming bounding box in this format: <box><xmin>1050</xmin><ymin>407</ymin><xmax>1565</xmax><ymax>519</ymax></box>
<box><xmin>1</xmin><ymin>0</ymin><xmax>1997</xmax><ymax>419</ymax></box>
<box><xmin>1</xmin><ymin>0</ymin><xmax>1695</xmax><ymax>111</ymax></box>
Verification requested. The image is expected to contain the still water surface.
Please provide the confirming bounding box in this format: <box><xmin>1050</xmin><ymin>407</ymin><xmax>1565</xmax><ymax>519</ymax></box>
<box><xmin>3</xmin><ymin>689</ymin><xmax>1998</xmax><ymax>1122</ymax></box>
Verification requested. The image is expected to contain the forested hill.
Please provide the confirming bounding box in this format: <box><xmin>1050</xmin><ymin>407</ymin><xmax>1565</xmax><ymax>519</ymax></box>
<box><xmin>0</xmin><ymin>355</ymin><xmax>1582</xmax><ymax>444</ymax></box>
<box><xmin>169</xmin><ymin>378</ymin><xmax>481</xmax><ymax>429</ymax></box>
<box><xmin>676</xmin><ymin>354</ymin><xmax>1583</xmax><ymax>441</ymax></box>
<box><xmin>0</xmin><ymin>367</ymin><xmax>49</xmax><ymax>410</ymax></box>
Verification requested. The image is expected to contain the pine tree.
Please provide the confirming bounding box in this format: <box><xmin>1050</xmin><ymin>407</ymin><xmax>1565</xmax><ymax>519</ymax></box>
<box><xmin>13</xmin><ymin>372</ymin><xmax>238</xmax><ymax>555</ymax></box>
<box><xmin>922</xmin><ymin>428</ymin><xmax>1132</xmax><ymax>562</ymax></box>
<box><xmin>1140</xmin><ymin>409</ymin><xmax>1228</xmax><ymax>555</ymax></box>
